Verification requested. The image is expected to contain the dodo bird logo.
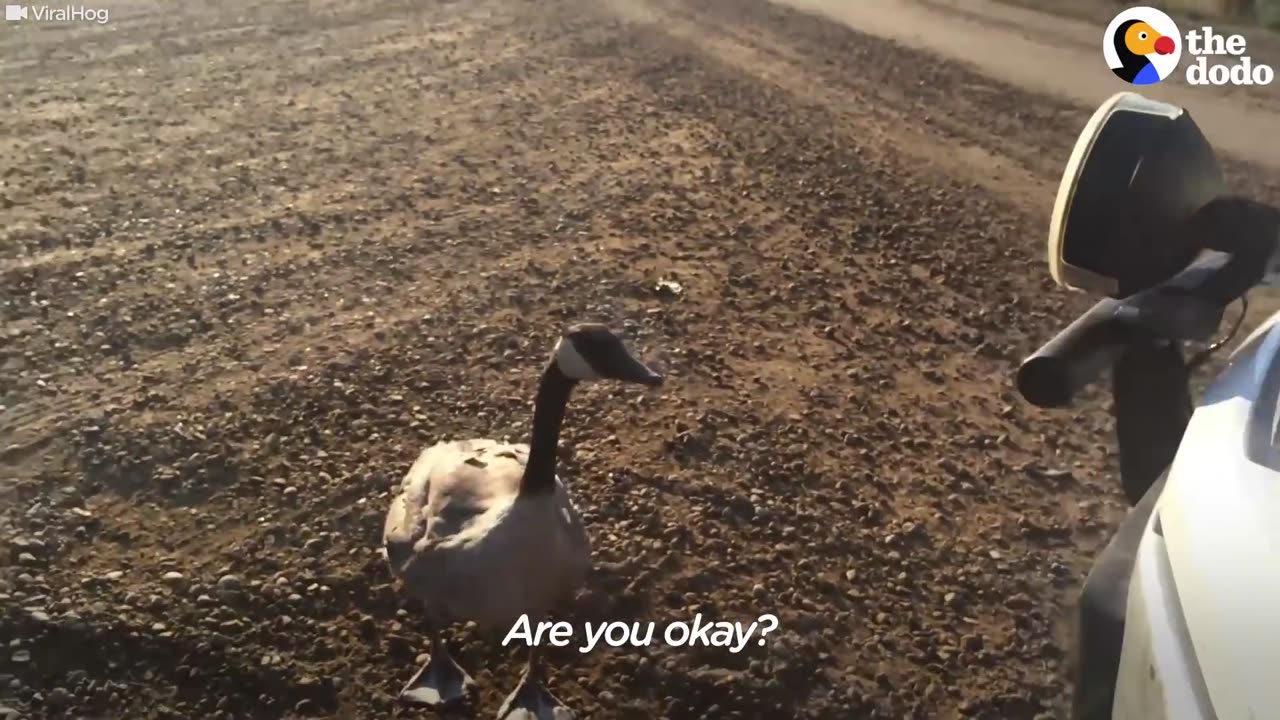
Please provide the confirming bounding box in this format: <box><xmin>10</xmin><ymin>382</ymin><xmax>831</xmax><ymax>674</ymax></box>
<box><xmin>1104</xmin><ymin>7</ymin><xmax>1182</xmax><ymax>85</ymax></box>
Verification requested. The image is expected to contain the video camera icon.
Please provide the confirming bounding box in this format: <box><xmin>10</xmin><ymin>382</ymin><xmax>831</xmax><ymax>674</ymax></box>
<box><xmin>5</xmin><ymin>4</ymin><xmax>28</xmax><ymax>20</ymax></box>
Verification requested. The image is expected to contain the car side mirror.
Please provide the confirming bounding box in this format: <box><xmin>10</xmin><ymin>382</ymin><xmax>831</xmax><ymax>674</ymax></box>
<box><xmin>1048</xmin><ymin>92</ymin><xmax>1225</xmax><ymax>298</ymax></box>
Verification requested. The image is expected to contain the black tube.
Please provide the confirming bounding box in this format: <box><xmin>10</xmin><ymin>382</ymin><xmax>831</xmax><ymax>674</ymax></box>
<box><xmin>1020</xmin><ymin>251</ymin><xmax>1241</xmax><ymax>409</ymax></box>
<box><xmin>1018</xmin><ymin>298</ymin><xmax>1133</xmax><ymax>408</ymax></box>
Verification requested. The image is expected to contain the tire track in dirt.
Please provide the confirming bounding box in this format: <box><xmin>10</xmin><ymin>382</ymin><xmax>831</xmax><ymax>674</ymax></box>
<box><xmin>607</xmin><ymin>0</ymin><xmax>1057</xmax><ymax>212</ymax></box>
<box><xmin>774</xmin><ymin>0</ymin><xmax>1280</xmax><ymax>167</ymax></box>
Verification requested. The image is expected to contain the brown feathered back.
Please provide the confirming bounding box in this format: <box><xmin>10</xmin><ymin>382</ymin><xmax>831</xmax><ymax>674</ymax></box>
<box><xmin>383</xmin><ymin>439</ymin><xmax>591</xmax><ymax>631</ymax></box>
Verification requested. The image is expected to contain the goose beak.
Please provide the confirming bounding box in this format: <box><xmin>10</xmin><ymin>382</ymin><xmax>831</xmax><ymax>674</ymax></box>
<box><xmin>637</xmin><ymin>369</ymin><xmax>665</xmax><ymax>387</ymax></box>
<box><xmin>618</xmin><ymin>354</ymin><xmax>665</xmax><ymax>386</ymax></box>
<box><xmin>630</xmin><ymin>363</ymin><xmax>665</xmax><ymax>387</ymax></box>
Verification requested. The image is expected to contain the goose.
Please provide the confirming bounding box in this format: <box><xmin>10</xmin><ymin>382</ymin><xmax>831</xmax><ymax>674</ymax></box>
<box><xmin>383</xmin><ymin>323</ymin><xmax>664</xmax><ymax>719</ymax></box>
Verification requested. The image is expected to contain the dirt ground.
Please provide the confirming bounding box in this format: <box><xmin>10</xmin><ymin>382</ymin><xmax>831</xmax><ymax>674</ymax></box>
<box><xmin>2</xmin><ymin>0</ymin><xmax>1278</xmax><ymax>719</ymax></box>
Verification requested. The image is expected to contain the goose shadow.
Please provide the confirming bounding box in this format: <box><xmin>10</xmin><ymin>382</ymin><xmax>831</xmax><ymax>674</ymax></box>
<box><xmin>1</xmin><ymin>611</ymin><xmax>339</xmax><ymax>719</ymax></box>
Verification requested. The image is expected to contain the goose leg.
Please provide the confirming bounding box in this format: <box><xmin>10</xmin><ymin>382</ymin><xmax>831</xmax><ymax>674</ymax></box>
<box><xmin>496</xmin><ymin>646</ymin><xmax>575</xmax><ymax>720</ymax></box>
<box><xmin>399</xmin><ymin>627</ymin><xmax>474</xmax><ymax>707</ymax></box>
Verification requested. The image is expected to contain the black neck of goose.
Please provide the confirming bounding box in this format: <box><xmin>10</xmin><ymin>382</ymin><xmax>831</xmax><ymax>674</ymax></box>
<box><xmin>519</xmin><ymin>362</ymin><xmax>577</xmax><ymax>497</ymax></box>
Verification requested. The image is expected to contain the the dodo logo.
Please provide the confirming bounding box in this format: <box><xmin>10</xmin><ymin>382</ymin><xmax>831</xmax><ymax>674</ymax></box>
<box><xmin>1104</xmin><ymin>7</ymin><xmax>1181</xmax><ymax>85</ymax></box>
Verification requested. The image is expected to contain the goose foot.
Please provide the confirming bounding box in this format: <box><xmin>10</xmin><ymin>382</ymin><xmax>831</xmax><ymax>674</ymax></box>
<box><xmin>399</xmin><ymin>637</ymin><xmax>474</xmax><ymax>708</ymax></box>
<box><xmin>495</xmin><ymin>663</ymin><xmax>574</xmax><ymax>720</ymax></box>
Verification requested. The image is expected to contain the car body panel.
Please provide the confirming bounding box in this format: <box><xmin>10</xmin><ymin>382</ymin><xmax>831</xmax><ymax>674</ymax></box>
<box><xmin>1156</xmin><ymin>308</ymin><xmax>1280</xmax><ymax>720</ymax></box>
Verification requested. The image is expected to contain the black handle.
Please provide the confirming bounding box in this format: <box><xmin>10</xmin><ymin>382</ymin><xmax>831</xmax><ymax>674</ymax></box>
<box><xmin>1018</xmin><ymin>298</ymin><xmax>1134</xmax><ymax>408</ymax></box>
<box><xmin>1019</xmin><ymin>249</ymin><xmax>1246</xmax><ymax>409</ymax></box>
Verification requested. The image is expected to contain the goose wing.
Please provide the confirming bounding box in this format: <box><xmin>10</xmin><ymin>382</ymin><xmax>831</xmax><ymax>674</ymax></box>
<box><xmin>383</xmin><ymin>439</ymin><xmax>530</xmax><ymax>574</ymax></box>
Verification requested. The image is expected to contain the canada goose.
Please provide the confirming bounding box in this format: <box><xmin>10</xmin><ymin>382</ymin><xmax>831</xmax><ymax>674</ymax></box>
<box><xmin>383</xmin><ymin>324</ymin><xmax>664</xmax><ymax>719</ymax></box>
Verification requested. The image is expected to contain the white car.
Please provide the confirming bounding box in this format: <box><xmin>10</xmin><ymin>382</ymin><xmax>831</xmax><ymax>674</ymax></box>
<box><xmin>1018</xmin><ymin>91</ymin><xmax>1280</xmax><ymax>720</ymax></box>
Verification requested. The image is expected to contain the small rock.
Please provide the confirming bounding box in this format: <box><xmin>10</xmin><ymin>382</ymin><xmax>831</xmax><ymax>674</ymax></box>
<box><xmin>162</xmin><ymin>571</ymin><xmax>185</xmax><ymax>585</ymax></box>
<box><xmin>216</xmin><ymin>575</ymin><xmax>243</xmax><ymax>592</ymax></box>
<box><xmin>10</xmin><ymin>650</ymin><xmax>30</xmax><ymax>663</ymax></box>
<box><xmin>47</xmin><ymin>687</ymin><xmax>72</xmax><ymax>707</ymax></box>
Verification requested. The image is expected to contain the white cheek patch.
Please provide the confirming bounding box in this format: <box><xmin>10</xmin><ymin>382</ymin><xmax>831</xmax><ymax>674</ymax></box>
<box><xmin>554</xmin><ymin>338</ymin><xmax>601</xmax><ymax>381</ymax></box>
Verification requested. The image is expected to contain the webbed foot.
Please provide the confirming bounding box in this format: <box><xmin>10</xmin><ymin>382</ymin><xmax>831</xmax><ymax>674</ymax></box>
<box><xmin>399</xmin><ymin>640</ymin><xmax>474</xmax><ymax>707</ymax></box>
<box><xmin>495</xmin><ymin>668</ymin><xmax>575</xmax><ymax>720</ymax></box>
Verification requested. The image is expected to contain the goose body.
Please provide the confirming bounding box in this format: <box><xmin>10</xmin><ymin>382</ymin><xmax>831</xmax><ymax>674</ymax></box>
<box><xmin>379</xmin><ymin>324</ymin><xmax>664</xmax><ymax>719</ymax></box>
<box><xmin>384</xmin><ymin>438</ymin><xmax>590</xmax><ymax>631</ymax></box>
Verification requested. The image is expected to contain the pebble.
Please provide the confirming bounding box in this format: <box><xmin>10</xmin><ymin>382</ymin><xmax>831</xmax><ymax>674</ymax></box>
<box><xmin>47</xmin><ymin>687</ymin><xmax>71</xmax><ymax>707</ymax></box>
<box><xmin>216</xmin><ymin>574</ymin><xmax>243</xmax><ymax>592</ymax></box>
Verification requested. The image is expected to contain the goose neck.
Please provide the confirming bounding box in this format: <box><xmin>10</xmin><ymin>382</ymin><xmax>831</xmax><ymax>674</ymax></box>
<box><xmin>520</xmin><ymin>363</ymin><xmax>576</xmax><ymax>496</ymax></box>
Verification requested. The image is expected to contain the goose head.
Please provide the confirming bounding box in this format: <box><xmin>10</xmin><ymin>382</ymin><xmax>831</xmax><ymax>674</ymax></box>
<box><xmin>551</xmin><ymin>324</ymin><xmax>664</xmax><ymax>386</ymax></box>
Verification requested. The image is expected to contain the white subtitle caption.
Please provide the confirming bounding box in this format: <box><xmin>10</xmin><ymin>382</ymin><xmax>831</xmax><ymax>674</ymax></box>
<box><xmin>502</xmin><ymin>613</ymin><xmax>780</xmax><ymax>654</ymax></box>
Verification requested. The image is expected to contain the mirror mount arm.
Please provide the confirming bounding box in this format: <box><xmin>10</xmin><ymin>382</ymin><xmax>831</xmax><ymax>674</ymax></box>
<box><xmin>1244</xmin><ymin>204</ymin><xmax>1280</xmax><ymax>288</ymax></box>
<box><xmin>1191</xmin><ymin>196</ymin><xmax>1280</xmax><ymax>304</ymax></box>
<box><xmin>1112</xmin><ymin>339</ymin><xmax>1192</xmax><ymax>506</ymax></box>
